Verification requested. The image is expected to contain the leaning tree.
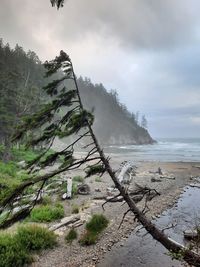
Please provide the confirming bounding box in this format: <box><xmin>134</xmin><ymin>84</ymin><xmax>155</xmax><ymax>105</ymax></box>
<box><xmin>0</xmin><ymin>50</ymin><xmax>200</xmax><ymax>266</ymax></box>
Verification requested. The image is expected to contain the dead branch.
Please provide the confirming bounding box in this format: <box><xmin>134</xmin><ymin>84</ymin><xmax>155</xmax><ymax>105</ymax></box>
<box><xmin>118</xmin><ymin>209</ymin><xmax>131</xmax><ymax>229</ymax></box>
<box><xmin>102</xmin><ymin>193</ymin><xmax>121</xmax><ymax>210</ymax></box>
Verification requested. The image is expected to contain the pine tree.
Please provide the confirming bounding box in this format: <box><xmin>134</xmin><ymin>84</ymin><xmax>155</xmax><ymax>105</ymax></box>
<box><xmin>1</xmin><ymin>50</ymin><xmax>200</xmax><ymax>266</ymax></box>
<box><xmin>141</xmin><ymin>114</ymin><xmax>148</xmax><ymax>129</ymax></box>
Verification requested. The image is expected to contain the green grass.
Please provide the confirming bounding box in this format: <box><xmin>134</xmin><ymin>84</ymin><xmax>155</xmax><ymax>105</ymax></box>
<box><xmin>86</xmin><ymin>214</ymin><xmax>109</xmax><ymax>233</ymax></box>
<box><xmin>29</xmin><ymin>203</ymin><xmax>64</xmax><ymax>223</ymax></box>
<box><xmin>72</xmin><ymin>182</ymin><xmax>78</xmax><ymax>196</ymax></box>
<box><xmin>11</xmin><ymin>146</ymin><xmax>40</xmax><ymax>162</ymax></box>
<box><xmin>71</xmin><ymin>204</ymin><xmax>79</xmax><ymax>214</ymax></box>
<box><xmin>0</xmin><ymin>161</ymin><xmax>29</xmax><ymax>203</ymax></box>
<box><xmin>79</xmin><ymin>231</ymin><xmax>97</xmax><ymax>246</ymax></box>
<box><xmin>16</xmin><ymin>224</ymin><xmax>57</xmax><ymax>250</ymax></box>
<box><xmin>79</xmin><ymin>214</ymin><xmax>109</xmax><ymax>246</ymax></box>
<box><xmin>0</xmin><ymin>225</ymin><xmax>57</xmax><ymax>267</ymax></box>
<box><xmin>0</xmin><ymin>233</ymin><xmax>31</xmax><ymax>267</ymax></box>
<box><xmin>95</xmin><ymin>176</ymin><xmax>102</xmax><ymax>182</ymax></box>
<box><xmin>65</xmin><ymin>228</ymin><xmax>78</xmax><ymax>244</ymax></box>
<box><xmin>73</xmin><ymin>175</ymin><xmax>84</xmax><ymax>183</ymax></box>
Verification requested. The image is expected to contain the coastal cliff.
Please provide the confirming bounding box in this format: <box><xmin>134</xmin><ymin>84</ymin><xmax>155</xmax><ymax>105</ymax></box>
<box><xmin>78</xmin><ymin>77</ymin><xmax>155</xmax><ymax>145</ymax></box>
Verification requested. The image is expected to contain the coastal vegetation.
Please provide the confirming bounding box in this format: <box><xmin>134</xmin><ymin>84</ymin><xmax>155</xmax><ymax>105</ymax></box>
<box><xmin>65</xmin><ymin>228</ymin><xmax>78</xmax><ymax>244</ymax></box>
<box><xmin>79</xmin><ymin>214</ymin><xmax>109</xmax><ymax>246</ymax></box>
<box><xmin>0</xmin><ymin>225</ymin><xmax>57</xmax><ymax>267</ymax></box>
<box><xmin>0</xmin><ymin>1</ymin><xmax>199</xmax><ymax>266</ymax></box>
<box><xmin>28</xmin><ymin>203</ymin><xmax>64</xmax><ymax>223</ymax></box>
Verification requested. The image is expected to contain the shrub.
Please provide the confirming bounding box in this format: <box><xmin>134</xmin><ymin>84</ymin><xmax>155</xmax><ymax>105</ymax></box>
<box><xmin>42</xmin><ymin>196</ymin><xmax>52</xmax><ymax>205</ymax></box>
<box><xmin>0</xmin><ymin>161</ymin><xmax>18</xmax><ymax>177</ymax></box>
<box><xmin>16</xmin><ymin>224</ymin><xmax>57</xmax><ymax>251</ymax></box>
<box><xmin>72</xmin><ymin>182</ymin><xmax>78</xmax><ymax>196</ymax></box>
<box><xmin>29</xmin><ymin>203</ymin><xmax>64</xmax><ymax>222</ymax></box>
<box><xmin>79</xmin><ymin>231</ymin><xmax>97</xmax><ymax>246</ymax></box>
<box><xmin>73</xmin><ymin>175</ymin><xmax>84</xmax><ymax>183</ymax></box>
<box><xmin>71</xmin><ymin>204</ymin><xmax>79</xmax><ymax>214</ymax></box>
<box><xmin>0</xmin><ymin>224</ymin><xmax>57</xmax><ymax>267</ymax></box>
<box><xmin>86</xmin><ymin>214</ymin><xmax>109</xmax><ymax>234</ymax></box>
<box><xmin>80</xmin><ymin>214</ymin><xmax>109</xmax><ymax>246</ymax></box>
<box><xmin>65</xmin><ymin>228</ymin><xmax>78</xmax><ymax>244</ymax></box>
<box><xmin>0</xmin><ymin>233</ymin><xmax>31</xmax><ymax>267</ymax></box>
<box><xmin>95</xmin><ymin>176</ymin><xmax>102</xmax><ymax>182</ymax></box>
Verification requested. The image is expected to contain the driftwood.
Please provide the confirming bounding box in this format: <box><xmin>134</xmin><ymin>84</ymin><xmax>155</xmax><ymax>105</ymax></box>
<box><xmin>184</xmin><ymin>229</ymin><xmax>198</xmax><ymax>240</ymax></box>
<box><xmin>151</xmin><ymin>177</ymin><xmax>162</xmax><ymax>182</ymax></box>
<box><xmin>160</xmin><ymin>176</ymin><xmax>175</xmax><ymax>180</ymax></box>
<box><xmin>77</xmin><ymin>184</ymin><xmax>90</xmax><ymax>195</ymax></box>
<box><xmin>117</xmin><ymin>162</ymin><xmax>136</xmax><ymax>185</ymax></box>
<box><xmin>49</xmin><ymin>214</ymin><xmax>80</xmax><ymax>231</ymax></box>
<box><xmin>189</xmin><ymin>183</ymin><xmax>200</xmax><ymax>189</ymax></box>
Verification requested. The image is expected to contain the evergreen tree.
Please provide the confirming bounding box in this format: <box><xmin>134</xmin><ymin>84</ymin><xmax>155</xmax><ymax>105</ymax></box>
<box><xmin>1</xmin><ymin>50</ymin><xmax>200</xmax><ymax>266</ymax></box>
<box><xmin>0</xmin><ymin>39</ymin><xmax>46</xmax><ymax>160</ymax></box>
<box><xmin>141</xmin><ymin>114</ymin><xmax>148</xmax><ymax>129</ymax></box>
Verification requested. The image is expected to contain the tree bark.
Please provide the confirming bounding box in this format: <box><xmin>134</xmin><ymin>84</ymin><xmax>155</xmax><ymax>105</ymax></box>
<box><xmin>2</xmin><ymin>136</ymin><xmax>12</xmax><ymax>162</ymax></box>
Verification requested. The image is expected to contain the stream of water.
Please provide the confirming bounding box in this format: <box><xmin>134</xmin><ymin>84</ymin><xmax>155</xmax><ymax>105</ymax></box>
<box><xmin>98</xmin><ymin>186</ymin><xmax>200</xmax><ymax>267</ymax></box>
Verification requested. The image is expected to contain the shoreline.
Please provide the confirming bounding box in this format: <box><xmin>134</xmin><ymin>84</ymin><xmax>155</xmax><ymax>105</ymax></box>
<box><xmin>32</xmin><ymin>161</ymin><xmax>200</xmax><ymax>267</ymax></box>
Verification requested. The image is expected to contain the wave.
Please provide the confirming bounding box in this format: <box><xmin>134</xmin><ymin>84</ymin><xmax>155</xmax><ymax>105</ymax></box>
<box><xmin>106</xmin><ymin>138</ymin><xmax>200</xmax><ymax>162</ymax></box>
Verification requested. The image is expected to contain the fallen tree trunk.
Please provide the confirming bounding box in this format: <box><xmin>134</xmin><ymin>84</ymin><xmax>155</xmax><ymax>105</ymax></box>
<box><xmin>73</xmin><ymin>63</ymin><xmax>200</xmax><ymax>266</ymax></box>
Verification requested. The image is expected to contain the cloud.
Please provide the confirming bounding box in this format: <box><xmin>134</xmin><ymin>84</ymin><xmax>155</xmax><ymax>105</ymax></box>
<box><xmin>1</xmin><ymin>0</ymin><xmax>200</xmax><ymax>137</ymax></box>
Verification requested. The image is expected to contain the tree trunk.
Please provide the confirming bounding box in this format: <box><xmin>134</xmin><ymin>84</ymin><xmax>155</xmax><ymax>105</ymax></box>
<box><xmin>2</xmin><ymin>137</ymin><xmax>12</xmax><ymax>162</ymax></box>
<box><xmin>72</xmin><ymin>65</ymin><xmax>200</xmax><ymax>267</ymax></box>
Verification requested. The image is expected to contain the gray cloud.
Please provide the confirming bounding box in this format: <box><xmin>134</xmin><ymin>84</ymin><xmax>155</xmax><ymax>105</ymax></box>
<box><xmin>1</xmin><ymin>0</ymin><xmax>200</xmax><ymax>137</ymax></box>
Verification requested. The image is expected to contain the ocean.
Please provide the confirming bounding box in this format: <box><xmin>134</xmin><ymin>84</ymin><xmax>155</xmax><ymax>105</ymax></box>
<box><xmin>106</xmin><ymin>138</ymin><xmax>200</xmax><ymax>162</ymax></box>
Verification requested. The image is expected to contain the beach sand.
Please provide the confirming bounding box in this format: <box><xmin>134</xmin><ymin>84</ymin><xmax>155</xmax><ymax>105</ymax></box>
<box><xmin>31</xmin><ymin>160</ymin><xmax>200</xmax><ymax>267</ymax></box>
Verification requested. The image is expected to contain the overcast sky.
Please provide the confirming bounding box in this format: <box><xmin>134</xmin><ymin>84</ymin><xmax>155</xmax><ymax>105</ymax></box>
<box><xmin>1</xmin><ymin>0</ymin><xmax>200</xmax><ymax>138</ymax></box>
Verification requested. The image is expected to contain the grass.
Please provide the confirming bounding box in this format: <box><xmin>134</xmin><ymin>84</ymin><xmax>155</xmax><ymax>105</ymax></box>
<box><xmin>79</xmin><ymin>214</ymin><xmax>109</xmax><ymax>246</ymax></box>
<box><xmin>29</xmin><ymin>203</ymin><xmax>64</xmax><ymax>222</ymax></box>
<box><xmin>16</xmin><ymin>224</ymin><xmax>57</xmax><ymax>250</ymax></box>
<box><xmin>71</xmin><ymin>204</ymin><xmax>79</xmax><ymax>214</ymax></box>
<box><xmin>0</xmin><ymin>225</ymin><xmax>57</xmax><ymax>267</ymax></box>
<box><xmin>65</xmin><ymin>228</ymin><xmax>78</xmax><ymax>244</ymax></box>
<box><xmin>86</xmin><ymin>214</ymin><xmax>109</xmax><ymax>233</ymax></box>
<box><xmin>79</xmin><ymin>231</ymin><xmax>97</xmax><ymax>246</ymax></box>
<box><xmin>73</xmin><ymin>175</ymin><xmax>84</xmax><ymax>183</ymax></box>
<box><xmin>0</xmin><ymin>232</ymin><xmax>31</xmax><ymax>267</ymax></box>
<box><xmin>72</xmin><ymin>182</ymin><xmax>78</xmax><ymax>196</ymax></box>
<box><xmin>95</xmin><ymin>176</ymin><xmax>102</xmax><ymax>182</ymax></box>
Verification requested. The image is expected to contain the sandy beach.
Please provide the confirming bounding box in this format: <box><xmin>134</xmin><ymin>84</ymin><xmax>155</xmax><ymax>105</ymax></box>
<box><xmin>31</xmin><ymin>159</ymin><xmax>200</xmax><ymax>267</ymax></box>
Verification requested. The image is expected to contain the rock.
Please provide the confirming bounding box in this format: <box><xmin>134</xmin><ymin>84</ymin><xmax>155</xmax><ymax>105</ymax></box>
<box><xmin>184</xmin><ymin>229</ymin><xmax>198</xmax><ymax>239</ymax></box>
<box><xmin>95</xmin><ymin>188</ymin><xmax>101</xmax><ymax>192</ymax></box>
<box><xmin>77</xmin><ymin>184</ymin><xmax>90</xmax><ymax>195</ymax></box>
<box><xmin>151</xmin><ymin>177</ymin><xmax>162</xmax><ymax>182</ymax></box>
<box><xmin>17</xmin><ymin>160</ymin><xmax>26</xmax><ymax>168</ymax></box>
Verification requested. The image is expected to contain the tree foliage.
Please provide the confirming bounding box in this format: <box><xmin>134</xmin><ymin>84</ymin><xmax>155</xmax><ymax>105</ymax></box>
<box><xmin>1</xmin><ymin>50</ymin><xmax>200</xmax><ymax>266</ymax></box>
<box><xmin>0</xmin><ymin>39</ymin><xmax>45</xmax><ymax>161</ymax></box>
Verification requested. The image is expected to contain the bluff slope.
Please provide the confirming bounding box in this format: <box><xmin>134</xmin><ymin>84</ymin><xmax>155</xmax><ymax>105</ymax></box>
<box><xmin>78</xmin><ymin>77</ymin><xmax>155</xmax><ymax>145</ymax></box>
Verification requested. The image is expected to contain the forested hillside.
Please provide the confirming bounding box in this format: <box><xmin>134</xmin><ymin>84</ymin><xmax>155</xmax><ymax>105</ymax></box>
<box><xmin>0</xmin><ymin>39</ymin><xmax>46</xmax><ymax>160</ymax></box>
<box><xmin>0</xmin><ymin>39</ymin><xmax>154</xmax><ymax>160</ymax></box>
<box><xmin>78</xmin><ymin>77</ymin><xmax>154</xmax><ymax>145</ymax></box>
